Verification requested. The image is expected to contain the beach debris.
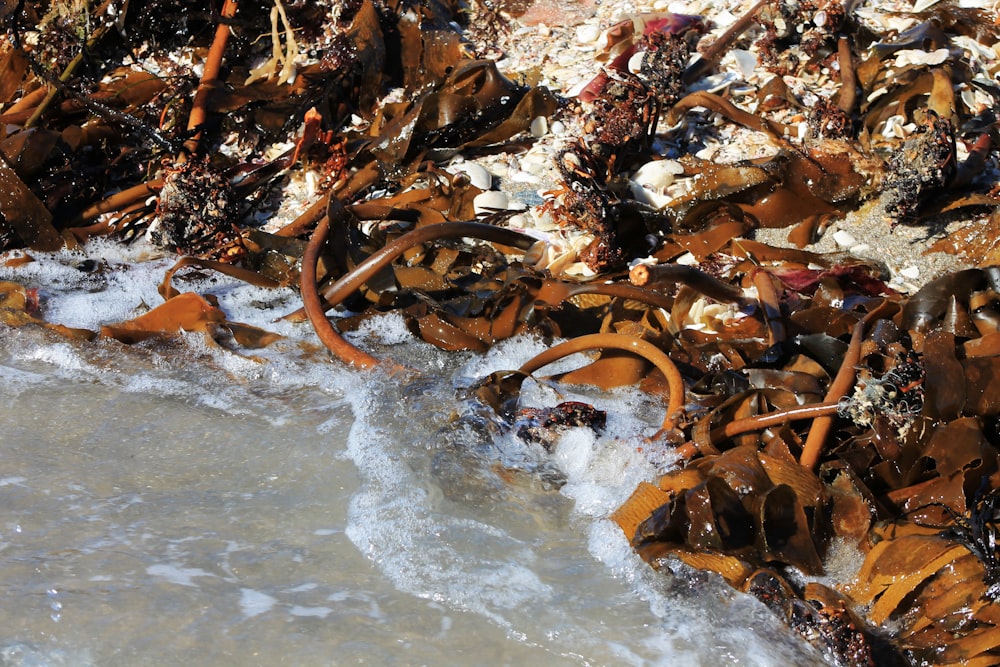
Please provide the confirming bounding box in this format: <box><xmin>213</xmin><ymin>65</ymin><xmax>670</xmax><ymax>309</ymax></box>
<box><xmin>2</xmin><ymin>1</ymin><xmax>1000</xmax><ymax>664</ymax></box>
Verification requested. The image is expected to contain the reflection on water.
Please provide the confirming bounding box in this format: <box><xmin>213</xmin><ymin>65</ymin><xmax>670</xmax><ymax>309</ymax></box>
<box><xmin>0</xmin><ymin>249</ymin><xmax>827</xmax><ymax>665</ymax></box>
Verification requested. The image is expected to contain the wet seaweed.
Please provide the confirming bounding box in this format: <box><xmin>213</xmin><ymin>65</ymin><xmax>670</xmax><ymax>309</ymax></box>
<box><xmin>2</xmin><ymin>1</ymin><xmax>1000</xmax><ymax>664</ymax></box>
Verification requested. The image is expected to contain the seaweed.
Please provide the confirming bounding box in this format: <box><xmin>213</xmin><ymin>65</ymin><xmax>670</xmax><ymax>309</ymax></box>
<box><xmin>2</xmin><ymin>1</ymin><xmax>1000</xmax><ymax>664</ymax></box>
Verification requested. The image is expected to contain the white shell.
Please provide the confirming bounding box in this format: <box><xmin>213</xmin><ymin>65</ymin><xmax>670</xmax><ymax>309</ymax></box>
<box><xmin>878</xmin><ymin>114</ymin><xmax>916</xmax><ymax>139</ymax></box>
<box><xmin>893</xmin><ymin>48</ymin><xmax>950</xmax><ymax>68</ymax></box>
<box><xmin>627</xmin><ymin>51</ymin><xmax>645</xmax><ymax>74</ymax></box>
<box><xmin>731</xmin><ymin>50</ymin><xmax>757</xmax><ymax>80</ymax></box>
<box><xmin>575</xmin><ymin>23</ymin><xmax>601</xmax><ymax>44</ymax></box>
<box><xmin>446</xmin><ymin>162</ymin><xmax>493</xmax><ymax>190</ymax></box>
<box><xmin>473</xmin><ymin>190</ymin><xmax>510</xmax><ymax>215</ymax></box>
<box><xmin>530</xmin><ymin>115</ymin><xmax>548</xmax><ymax>138</ymax></box>
<box><xmin>628</xmin><ymin>160</ymin><xmax>685</xmax><ymax>209</ymax></box>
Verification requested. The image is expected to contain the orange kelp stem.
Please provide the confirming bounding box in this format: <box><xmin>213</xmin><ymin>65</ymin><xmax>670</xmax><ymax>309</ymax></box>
<box><xmin>300</xmin><ymin>216</ymin><xmax>537</xmax><ymax>366</ymax></box>
<box><xmin>667</xmin><ymin>91</ymin><xmax>794</xmax><ymax>143</ymax></box>
<box><xmin>717</xmin><ymin>401</ymin><xmax>841</xmax><ymax>440</ymax></box>
<box><xmin>683</xmin><ymin>0</ymin><xmax>769</xmax><ymax>84</ymax></box>
<box><xmin>799</xmin><ymin>300</ymin><xmax>894</xmax><ymax>469</ymax></box>
<box><xmin>516</xmin><ymin>333</ymin><xmax>685</xmax><ymax>434</ymax></box>
<box><xmin>301</xmin><ymin>212</ymin><xmax>381</xmax><ymax>369</ymax></box>
<box><xmin>315</xmin><ymin>221</ymin><xmax>537</xmax><ymax>308</ymax></box>
<box><xmin>799</xmin><ymin>319</ymin><xmax>865</xmax><ymax>470</ymax></box>
<box><xmin>752</xmin><ymin>269</ymin><xmax>785</xmax><ymax>346</ymax></box>
<box><xmin>670</xmin><ymin>400</ymin><xmax>843</xmax><ymax>463</ymax></box>
<box><xmin>69</xmin><ymin>180</ymin><xmax>163</xmax><ymax>226</ymax></box>
<box><xmin>836</xmin><ymin>36</ymin><xmax>858</xmax><ymax>115</ymax></box>
<box><xmin>184</xmin><ymin>0</ymin><xmax>239</xmax><ymax>156</ymax></box>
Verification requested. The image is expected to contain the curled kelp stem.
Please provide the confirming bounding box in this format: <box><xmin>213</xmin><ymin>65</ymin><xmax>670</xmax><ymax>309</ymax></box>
<box><xmin>315</xmin><ymin>221</ymin><xmax>536</xmax><ymax>311</ymax></box>
<box><xmin>285</xmin><ymin>218</ymin><xmax>538</xmax><ymax>322</ymax></box>
<box><xmin>294</xmin><ymin>212</ymin><xmax>540</xmax><ymax>367</ymax></box>
<box><xmin>515</xmin><ymin>333</ymin><xmax>685</xmax><ymax>435</ymax></box>
<box><xmin>628</xmin><ymin>262</ymin><xmax>747</xmax><ymax>305</ymax></box>
<box><xmin>301</xmin><ymin>206</ymin><xmax>382</xmax><ymax>369</ymax></box>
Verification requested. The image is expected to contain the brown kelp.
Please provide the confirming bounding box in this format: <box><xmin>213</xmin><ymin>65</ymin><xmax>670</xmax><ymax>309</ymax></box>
<box><xmin>2</xmin><ymin>0</ymin><xmax>1000</xmax><ymax>664</ymax></box>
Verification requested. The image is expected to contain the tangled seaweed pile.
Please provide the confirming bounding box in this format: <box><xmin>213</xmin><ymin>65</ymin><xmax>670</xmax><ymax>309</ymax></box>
<box><xmin>3</xmin><ymin>0</ymin><xmax>1000</xmax><ymax>664</ymax></box>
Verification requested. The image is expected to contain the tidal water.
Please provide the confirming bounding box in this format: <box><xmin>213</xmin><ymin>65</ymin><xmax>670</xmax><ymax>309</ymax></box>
<box><xmin>0</xmin><ymin>244</ymin><xmax>826</xmax><ymax>666</ymax></box>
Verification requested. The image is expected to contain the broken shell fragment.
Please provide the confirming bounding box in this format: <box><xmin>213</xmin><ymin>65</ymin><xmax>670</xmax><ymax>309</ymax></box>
<box><xmin>628</xmin><ymin>159</ymin><xmax>685</xmax><ymax>209</ymax></box>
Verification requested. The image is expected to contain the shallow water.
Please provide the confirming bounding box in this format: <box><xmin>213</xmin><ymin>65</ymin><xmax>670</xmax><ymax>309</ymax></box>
<box><xmin>0</xmin><ymin>246</ymin><xmax>828</xmax><ymax>666</ymax></box>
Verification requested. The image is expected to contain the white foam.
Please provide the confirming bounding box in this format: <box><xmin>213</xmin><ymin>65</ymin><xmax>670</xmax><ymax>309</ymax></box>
<box><xmin>343</xmin><ymin>311</ymin><xmax>415</xmax><ymax>346</ymax></box>
<box><xmin>340</xmin><ymin>343</ymin><xmax>825</xmax><ymax>665</ymax></box>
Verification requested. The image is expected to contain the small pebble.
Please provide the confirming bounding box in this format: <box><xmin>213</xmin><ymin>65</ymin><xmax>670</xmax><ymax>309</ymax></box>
<box><xmin>900</xmin><ymin>265</ymin><xmax>920</xmax><ymax>280</ymax></box>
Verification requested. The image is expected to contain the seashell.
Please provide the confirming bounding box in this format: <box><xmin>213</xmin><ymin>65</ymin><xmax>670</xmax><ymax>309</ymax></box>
<box><xmin>446</xmin><ymin>161</ymin><xmax>492</xmax><ymax>190</ymax></box>
<box><xmin>529</xmin><ymin>115</ymin><xmax>548</xmax><ymax>138</ymax></box>
<box><xmin>473</xmin><ymin>190</ymin><xmax>509</xmax><ymax>215</ymax></box>
<box><xmin>910</xmin><ymin>0</ymin><xmax>942</xmax><ymax>13</ymax></box>
<box><xmin>878</xmin><ymin>114</ymin><xmax>916</xmax><ymax>139</ymax></box>
<box><xmin>730</xmin><ymin>49</ymin><xmax>757</xmax><ymax>80</ymax></box>
<box><xmin>518</xmin><ymin>148</ymin><xmax>552</xmax><ymax>177</ymax></box>
<box><xmin>510</xmin><ymin>170</ymin><xmax>540</xmax><ymax>184</ymax></box>
<box><xmin>952</xmin><ymin>35</ymin><xmax>999</xmax><ymax>63</ymax></box>
<box><xmin>628</xmin><ymin>159</ymin><xmax>685</xmax><ymax>209</ymax></box>
<box><xmin>680</xmin><ymin>298</ymin><xmax>743</xmax><ymax>334</ymax></box>
<box><xmin>627</xmin><ymin>50</ymin><xmax>645</xmax><ymax>74</ymax></box>
<box><xmin>575</xmin><ymin>23</ymin><xmax>601</xmax><ymax>44</ymax></box>
<box><xmin>893</xmin><ymin>48</ymin><xmax>950</xmax><ymax>68</ymax></box>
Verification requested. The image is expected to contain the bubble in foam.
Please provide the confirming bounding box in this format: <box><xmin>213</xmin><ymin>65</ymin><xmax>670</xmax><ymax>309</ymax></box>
<box><xmin>344</xmin><ymin>311</ymin><xmax>414</xmax><ymax>346</ymax></box>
